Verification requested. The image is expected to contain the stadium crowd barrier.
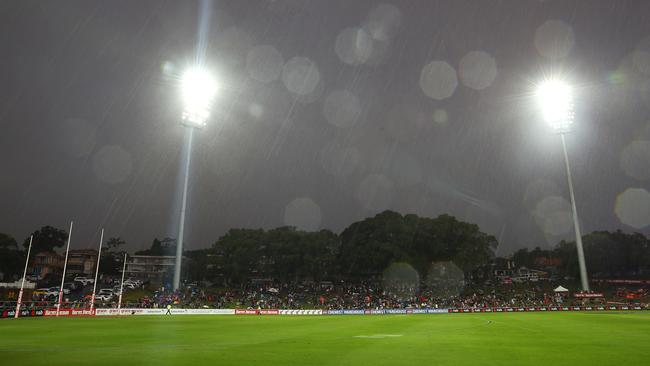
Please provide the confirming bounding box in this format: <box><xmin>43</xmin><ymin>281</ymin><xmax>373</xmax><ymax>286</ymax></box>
<box><xmin>94</xmin><ymin>308</ymin><xmax>235</xmax><ymax>316</ymax></box>
<box><xmin>446</xmin><ymin>305</ymin><xmax>646</xmax><ymax>313</ymax></box>
<box><xmin>3</xmin><ymin>305</ymin><xmax>647</xmax><ymax>318</ymax></box>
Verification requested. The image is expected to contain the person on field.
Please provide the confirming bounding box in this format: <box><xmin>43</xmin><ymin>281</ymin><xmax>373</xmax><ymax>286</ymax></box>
<box><xmin>166</xmin><ymin>304</ymin><xmax>172</xmax><ymax>315</ymax></box>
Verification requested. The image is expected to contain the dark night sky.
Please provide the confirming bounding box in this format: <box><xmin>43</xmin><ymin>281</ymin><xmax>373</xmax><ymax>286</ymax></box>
<box><xmin>1</xmin><ymin>0</ymin><xmax>649</xmax><ymax>255</ymax></box>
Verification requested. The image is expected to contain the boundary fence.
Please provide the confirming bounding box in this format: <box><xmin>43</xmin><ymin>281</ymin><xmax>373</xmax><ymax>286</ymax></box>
<box><xmin>3</xmin><ymin>304</ymin><xmax>647</xmax><ymax>318</ymax></box>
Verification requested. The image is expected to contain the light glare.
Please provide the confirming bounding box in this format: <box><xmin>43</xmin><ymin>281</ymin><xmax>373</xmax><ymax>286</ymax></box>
<box><xmin>536</xmin><ymin>78</ymin><xmax>574</xmax><ymax>133</ymax></box>
<box><xmin>181</xmin><ymin>67</ymin><xmax>217</xmax><ymax>127</ymax></box>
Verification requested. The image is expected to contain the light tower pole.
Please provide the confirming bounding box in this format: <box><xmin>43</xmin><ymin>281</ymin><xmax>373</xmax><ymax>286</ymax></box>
<box><xmin>172</xmin><ymin>67</ymin><xmax>217</xmax><ymax>291</ymax></box>
<box><xmin>536</xmin><ymin>78</ymin><xmax>589</xmax><ymax>291</ymax></box>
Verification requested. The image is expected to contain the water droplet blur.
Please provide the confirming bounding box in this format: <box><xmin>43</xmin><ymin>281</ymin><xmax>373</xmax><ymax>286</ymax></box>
<box><xmin>383</xmin><ymin>262</ymin><xmax>419</xmax><ymax>300</ymax></box>
<box><xmin>523</xmin><ymin>179</ymin><xmax>560</xmax><ymax>210</ymax></box>
<box><xmin>432</xmin><ymin>108</ymin><xmax>449</xmax><ymax>126</ymax></box>
<box><xmin>92</xmin><ymin>145</ymin><xmax>133</xmax><ymax>184</ymax></box>
<box><xmin>282</xmin><ymin>57</ymin><xmax>320</xmax><ymax>95</ymax></box>
<box><xmin>335</xmin><ymin>27</ymin><xmax>373</xmax><ymax>66</ymax></box>
<box><xmin>533</xmin><ymin>196</ymin><xmax>573</xmax><ymax>237</ymax></box>
<box><xmin>284</xmin><ymin>197</ymin><xmax>322</xmax><ymax>231</ymax></box>
<box><xmin>319</xmin><ymin>141</ymin><xmax>361</xmax><ymax>178</ymax></box>
<box><xmin>246</xmin><ymin>45</ymin><xmax>284</xmax><ymax>83</ymax></box>
<box><xmin>620</xmin><ymin>140</ymin><xmax>650</xmax><ymax>180</ymax></box>
<box><xmin>425</xmin><ymin>261</ymin><xmax>465</xmax><ymax>298</ymax></box>
<box><xmin>59</xmin><ymin>118</ymin><xmax>96</xmax><ymax>158</ymax></box>
<box><xmin>458</xmin><ymin>51</ymin><xmax>497</xmax><ymax>90</ymax></box>
<box><xmin>248</xmin><ymin>103</ymin><xmax>264</xmax><ymax>119</ymax></box>
<box><xmin>632</xmin><ymin>50</ymin><xmax>650</xmax><ymax>75</ymax></box>
<box><xmin>420</xmin><ymin>61</ymin><xmax>458</xmax><ymax>100</ymax></box>
<box><xmin>364</xmin><ymin>3</ymin><xmax>402</xmax><ymax>41</ymax></box>
<box><xmin>160</xmin><ymin>61</ymin><xmax>176</xmax><ymax>80</ymax></box>
<box><xmin>356</xmin><ymin>173</ymin><xmax>394</xmax><ymax>211</ymax></box>
<box><xmin>323</xmin><ymin>90</ymin><xmax>361</xmax><ymax>128</ymax></box>
<box><xmin>534</xmin><ymin>20</ymin><xmax>575</xmax><ymax>60</ymax></box>
<box><xmin>615</xmin><ymin>188</ymin><xmax>650</xmax><ymax>229</ymax></box>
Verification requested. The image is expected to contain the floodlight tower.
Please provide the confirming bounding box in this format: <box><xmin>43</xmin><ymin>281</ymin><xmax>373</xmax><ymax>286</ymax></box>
<box><xmin>173</xmin><ymin>67</ymin><xmax>217</xmax><ymax>291</ymax></box>
<box><xmin>535</xmin><ymin>78</ymin><xmax>589</xmax><ymax>291</ymax></box>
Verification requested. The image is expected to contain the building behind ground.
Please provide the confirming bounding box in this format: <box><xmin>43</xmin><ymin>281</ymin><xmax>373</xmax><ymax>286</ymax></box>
<box><xmin>67</xmin><ymin>249</ymin><xmax>98</xmax><ymax>276</ymax></box>
<box><xmin>125</xmin><ymin>255</ymin><xmax>187</xmax><ymax>286</ymax></box>
<box><xmin>28</xmin><ymin>252</ymin><xmax>63</xmax><ymax>278</ymax></box>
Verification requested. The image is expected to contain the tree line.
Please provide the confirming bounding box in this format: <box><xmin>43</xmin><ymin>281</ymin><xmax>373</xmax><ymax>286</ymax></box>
<box><xmin>2</xmin><ymin>211</ymin><xmax>649</xmax><ymax>285</ymax></box>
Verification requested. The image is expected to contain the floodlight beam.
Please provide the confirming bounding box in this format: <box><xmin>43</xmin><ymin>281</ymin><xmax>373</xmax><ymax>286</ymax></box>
<box><xmin>174</xmin><ymin>66</ymin><xmax>216</xmax><ymax>291</ymax></box>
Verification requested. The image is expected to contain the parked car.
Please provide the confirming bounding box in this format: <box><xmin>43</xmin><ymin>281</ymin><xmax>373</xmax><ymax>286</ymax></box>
<box><xmin>98</xmin><ymin>289</ymin><xmax>116</xmax><ymax>297</ymax></box>
<box><xmin>74</xmin><ymin>277</ymin><xmax>94</xmax><ymax>286</ymax></box>
<box><xmin>46</xmin><ymin>287</ymin><xmax>63</xmax><ymax>297</ymax></box>
<box><xmin>94</xmin><ymin>293</ymin><xmax>113</xmax><ymax>301</ymax></box>
<box><xmin>33</xmin><ymin>288</ymin><xmax>50</xmax><ymax>296</ymax></box>
<box><xmin>63</xmin><ymin>282</ymin><xmax>79</xmax><ymax>291</ymax></box>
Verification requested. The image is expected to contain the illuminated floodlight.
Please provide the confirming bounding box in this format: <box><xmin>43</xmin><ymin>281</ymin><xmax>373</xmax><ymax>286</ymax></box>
<box><xmin>181</xmin><ymin>67</ymin><xmax>217</xmax><ymax>128</ymax></box>
<box><xmin>535</xmin><ymin>78</ymin><xmax>574</xmax><ymax>133</ymax></box>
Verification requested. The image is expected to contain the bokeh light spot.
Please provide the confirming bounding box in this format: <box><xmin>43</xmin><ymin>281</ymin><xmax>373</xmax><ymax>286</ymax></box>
<box><xmin>459</xmin><ymin>51</ymin><xmax>497</xmax><ymax>90</ymax></box>
<box><xmin>284</xmin><ymin>197</ymin><xmax>322</xmax><ymax>231</ymax></box>
<box><xmin>282</xmin><ymin>57</ymin><xmax>320</xmax><ymax>95</ymax></box>
<box><xmin>364</xmin><ymin>3</ymin><xmax>402</xmax><ymax>41</ymax></box>
<box><xmin>425</xmin><ymin>261</ymin><xmax>465</xmax><ymax>298</ymax></box>
<box><xmin>533</xmin><ymin>196</ymin><xmax>573</xmax><ymax>237</ymax></box>
<box><xmin>335</xmin><ymin>27</ymin><xmax>374</xmax><ymax>66</ymax></box>
<box><xmin>432</xmin><ymin>108</ymin><xmax>449</xmax><ymax>126</ymax></box>
<box><xmin>420</xmin><ymin>61</ymin><xmax>458</xmax><ymax>100</ymax></box>
<box><xmin>615</xmin><ymin>188</ymin><xmax>650</xmax><ymax>229</ymax></box>
<box><xmin>356</xmin><ymin>173</ymin><xmax>394</xmax><ymax>211</ymax></box>
<box><xmin>383</xmin><ymin>262</ymin><xmax>419</xmax><ymax>299</ymax></box>
<box><xmin>246</xmin><ymin>45</ymin><xmax>284</xmax><ymax>83</ymax></box>
<box><xmin>323</xmin><ymin>90</ymin><xmax>361</xmax><ymax>128</ymax></box>
<box><xmin>534</xmin><ymin>20</ymin><xmax>575</xmax><ymax>59</ymax></box>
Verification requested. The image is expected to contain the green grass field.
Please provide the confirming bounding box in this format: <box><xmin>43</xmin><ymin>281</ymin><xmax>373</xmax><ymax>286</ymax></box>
<box><xmin>2</xmin><ymin>312</ymin><xmax>650</xmax><ymax>365</ymax></box>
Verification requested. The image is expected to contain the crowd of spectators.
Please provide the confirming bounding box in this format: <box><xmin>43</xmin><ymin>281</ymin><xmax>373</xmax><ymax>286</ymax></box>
<box><xmin>3</xmin><ymin>280</ymin><xmax>648</xmax><ymax>312</ymax></box>
<box><xmin>122</xmin><ymin>281</ymin><xmax>642</xmax><ymax>310</ymax></box>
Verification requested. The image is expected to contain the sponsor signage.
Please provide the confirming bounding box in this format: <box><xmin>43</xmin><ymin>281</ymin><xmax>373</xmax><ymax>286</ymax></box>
<box><xmin>44</xmin><ymin>308</ymin><xmax>96</xmax><ymax>317</ymax></box>
<box><xmin>259</xmin><ymin>309</ymin><xmax>279</xmax><ymax>315</ymax></box>
<box><xmin>574</xmin><ymin>293</ymin><xmax>604</xmax><ymax>298</ymax></box>
<box><xmin>385</xmin><ymin>309</ymin><xmax>407</xmax><ymax>314</ymax></box>
<box><xmin>593</xmin><ymin>279</ymin><xmax>650</xmax><ymax>285</ymax></box>
<box><xmin>235</xmin><ymin>309</ymin><xmax>258</xmax><ymax>315</ymax></box>
<box><xmin>279</xmin><ymin>310</ymin><xmax>322</xmax><ymax>315</ymax></box>
<box><xmin>427</xmin><ymin>309</ymin><xmax>448</xmax><ymax>314</ymax></box>
<box><xmin>323</xmin><ymin>310</ymin><xmax>343</xmax><ymax>315</ymax></box>
<box><xmin>233</xmin><ymin>309</ymin><xmax>278</xmax><ymax>315</ymax></box>
<box><xmin>1</xmin><ymin>309</ymin><xmax>45</xmax><ymax>318</ymax></box>
<box><xmin>342</xmin><ymin>310</ymin><xmax>365</xmax><ymax>315</ymax></box>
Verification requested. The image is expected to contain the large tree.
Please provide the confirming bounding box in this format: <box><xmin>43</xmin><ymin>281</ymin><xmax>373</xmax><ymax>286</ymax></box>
<box><xmin>24</xmin><ymin>226</ymin><xmax>68</xmax><ymax>253</ymax></box>
<box><xmin>0</xmin><ymin>233</ymin><xmax>23</xmax><ymax>281</ymax></box>
<box><xmin>339</xmin><ymin>211</ymin><xmax>498</xmax><ymax>279</ymax></box>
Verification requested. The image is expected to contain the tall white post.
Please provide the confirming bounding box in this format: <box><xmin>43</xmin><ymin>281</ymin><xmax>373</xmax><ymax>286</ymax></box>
<box><xmin>57</xmin><ymin>221</ymin><xmax>73</xmax><ymax>317</ymax></box>
<box><xmin>117</xmin><ymin>252</ymin><xmax>127</xmax><ymax>314</ymax></box>
<box><xmin>90</xmin><ymin>229</ymin><xmax>104</xmax><ymax>311</ymax></box>
<box><xmin>15</xmin><ymin>235</ymin><xmax>33</xmax><ymax>318</ymax></box>
<box><xmin>560</xmin><ymin>134</ymin><xmax>589</xmax><ymax>291</ymax></box>
<box><xmin>173</xmin><ymin>127</ymin><xmax>194</xmax><ymax>291</ymax></box>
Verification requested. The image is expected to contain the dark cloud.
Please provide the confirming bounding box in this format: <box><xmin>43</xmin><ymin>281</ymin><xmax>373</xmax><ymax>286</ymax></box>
<box><xmin>1</xmin><ymin>0</ymin><xmax>650</xmax><ymax>255</ymax></box>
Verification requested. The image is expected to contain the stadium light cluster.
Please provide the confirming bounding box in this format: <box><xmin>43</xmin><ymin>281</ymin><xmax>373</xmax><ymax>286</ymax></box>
<box><xmin>535</xmin><ymin>78</ymin><xmax>574</xmax><ymax>134</ymax></box>
<box><xmin>180</xmin><ymin>67</ymin><xmax>218</xmax><ymax>128</ymax></box>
